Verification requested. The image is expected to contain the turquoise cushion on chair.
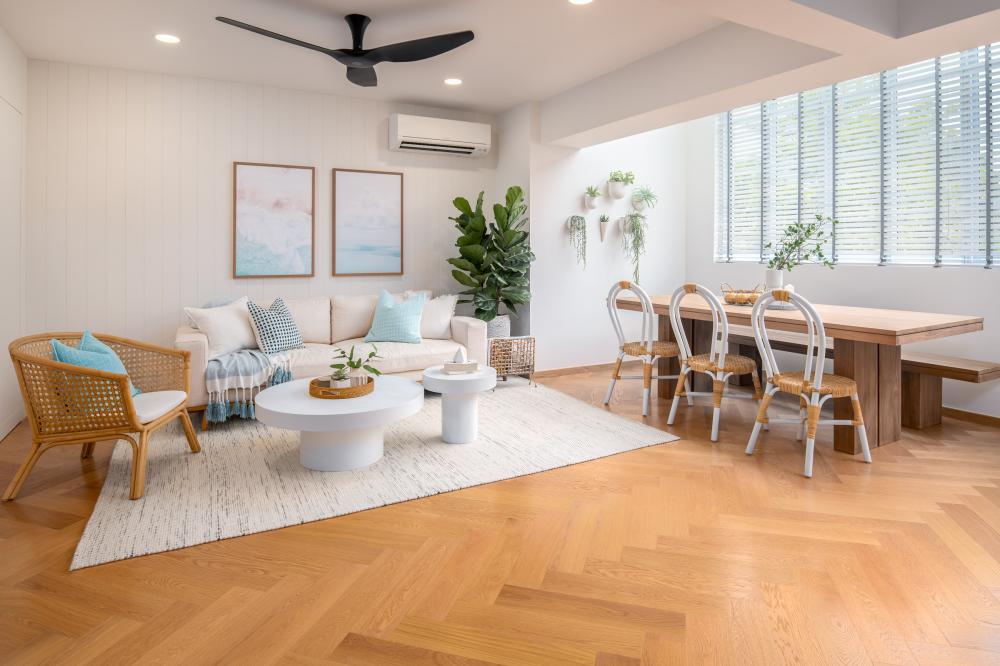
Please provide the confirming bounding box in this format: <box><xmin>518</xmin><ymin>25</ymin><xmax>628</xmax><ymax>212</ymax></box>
<box><xmin>365</xmin><ymin>291</ymin><xmax>426</xmax><ymax>344</ymax></box>
<box><xmin>51</xmin><ymin>331</ymin><xmax>141</xmax><ymax>396</ymax></box>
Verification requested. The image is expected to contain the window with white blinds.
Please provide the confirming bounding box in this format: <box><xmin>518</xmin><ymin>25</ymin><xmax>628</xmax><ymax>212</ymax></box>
<box><xmin>715</xmin><ymin>42</ymin><xmax>1000</xmax><ymax>267</ymax></box>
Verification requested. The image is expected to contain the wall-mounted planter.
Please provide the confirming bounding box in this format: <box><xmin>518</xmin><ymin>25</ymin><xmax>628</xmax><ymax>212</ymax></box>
<box><xmin>608</xmin><ymin>180</ymin><xmax>628</xmax><ymax>199</ymax></box>
<box><xmin>599</xmin><ymin>216</ymin><xmax>610</xmax><ymax>242</ymax></box>
<box><xmin>632</xmin><ymin>198</ymin><xmax>647</xmax><ymax>212</ymax></box>
<box><xmin>583</xmin><ymin>195</ymin><xmax>599</xmax><ymax>210</ymax></box>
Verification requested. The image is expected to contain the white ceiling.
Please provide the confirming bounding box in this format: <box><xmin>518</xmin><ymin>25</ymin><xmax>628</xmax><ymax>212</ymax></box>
<box><xmin>0</xmin><ymin>0</ymin><xmax>722</xmax><ymax>113</ymax></box>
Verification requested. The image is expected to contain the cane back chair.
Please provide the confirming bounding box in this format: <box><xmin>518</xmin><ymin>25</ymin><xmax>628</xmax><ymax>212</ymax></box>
<box><xmin>666</xmin><ymin>283</ymin><xmax>762</xmax><ymax>441</ymax></box>
<box><xmin>744</xmin><ymin>290</ymin><xmax>872</xmax><ymax>477</ymax></box>
<box><xmin>604</xmin><ymin>281</ymin><xmax>686</xmax><ymax>417</ymax></box>
<box><xmin>5</xmin><ymin>333</ymin><xmax>201</xmax><ymax>500</ymax></box>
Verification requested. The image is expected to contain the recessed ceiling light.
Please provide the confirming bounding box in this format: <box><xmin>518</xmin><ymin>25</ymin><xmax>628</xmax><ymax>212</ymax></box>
<box><xmin>155</xmin><ymin>34</ymin><xmax>181</xmax><ymax>44</ymax></box>
<box><xmin>569</xmin><ymin>0</ymin><xmax>593</xmax><ymax>5</ymax></box>
<box><xmin>444</xmin><ymin>78</ymin><xmax>462</xmax><ymax>86</ymax></box>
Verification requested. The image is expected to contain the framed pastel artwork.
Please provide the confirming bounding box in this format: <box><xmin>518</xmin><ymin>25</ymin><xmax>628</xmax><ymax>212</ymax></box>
<box><xmin>332</xmin><ymin>168</ymin><xmax>404</xmax><ymax>276</ymax></box>
<box><xmin>232</xmin><ymin>162</ymin><xmax>315</xmax><ymax>278</ymax></box>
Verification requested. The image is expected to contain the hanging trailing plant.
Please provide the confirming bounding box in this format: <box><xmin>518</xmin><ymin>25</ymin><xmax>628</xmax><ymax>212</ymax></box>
<box><xmin>621</xmin><ymin>212</ymin><xmax>647</xmax><ymax>283</ymax></box>
<box><xmin>567</xmin><ymin>215</ymin><xmax>587</xmax><ymax>268</ymax></box>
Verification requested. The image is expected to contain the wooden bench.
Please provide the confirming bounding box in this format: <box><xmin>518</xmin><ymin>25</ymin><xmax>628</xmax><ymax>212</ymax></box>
<box><xmin>726</xmin><ymin>326</ymin><xmax>1000</xmax><ymax>429</ymax></box>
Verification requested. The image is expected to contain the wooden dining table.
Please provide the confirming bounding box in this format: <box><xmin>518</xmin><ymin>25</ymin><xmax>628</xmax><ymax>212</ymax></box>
<box><xmin>618</xmin><ymin>294</ymin><xmax>984</xmax><ymax>453</ymax></box>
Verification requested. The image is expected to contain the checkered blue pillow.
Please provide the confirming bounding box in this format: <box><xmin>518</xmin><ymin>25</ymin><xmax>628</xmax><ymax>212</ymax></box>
<box><xmin>247</xmin><ymin>298</ymin><xmax>305</xmax><ymax>355</ymax></box>
<box><xmin>365</xmin><ymin>290</ymin><xmax>426</xmax><ymax>344</ymax></box>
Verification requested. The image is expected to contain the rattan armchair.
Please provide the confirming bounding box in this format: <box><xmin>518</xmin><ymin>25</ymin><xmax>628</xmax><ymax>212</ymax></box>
<box><xmin>4</xmin><ymin>333</ymin><xmax>201</xmax><ymax>501</ymax></box>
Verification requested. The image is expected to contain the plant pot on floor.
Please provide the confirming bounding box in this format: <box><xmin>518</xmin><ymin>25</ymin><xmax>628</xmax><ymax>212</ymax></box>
<box><xmin>608</xmin><ymin>181</ymin><xmax>628</xmax><ymax>199</ymax></box>
<box><xmin>487</xmin><ymin>314</ymin><xmax>511</xmax><ymax>338</ymax></box>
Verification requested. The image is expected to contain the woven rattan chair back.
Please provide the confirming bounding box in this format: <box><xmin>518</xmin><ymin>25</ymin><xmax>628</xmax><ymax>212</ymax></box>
<box><xmin>606</xmin><ymin>280</ymin><xmax>655</xmax><ymax>356</ymax></box>
<box><xmin>668</xmin><ymin>283</ymin><xmax>729</xmax><ymax>369</ymax></box>
<box><xmin>751</xmin><ymin>289</ymin><xmax>828</xmax><ymax>391</ymax></box>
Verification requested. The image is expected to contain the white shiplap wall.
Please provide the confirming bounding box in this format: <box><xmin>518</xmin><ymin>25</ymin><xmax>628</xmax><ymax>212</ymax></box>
<box><xmin>24</xmin><ymin>60</ymin><xmax>498</xmax><ymax>346</ymax></box>
<box><xmin>0</xmin><ymin>24</ymin><xmax>26</xmax><ymax>439</ymax></box>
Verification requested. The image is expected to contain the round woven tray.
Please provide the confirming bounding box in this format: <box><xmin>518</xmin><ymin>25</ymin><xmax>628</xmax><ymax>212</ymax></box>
<box><xmin>309</xmin><ymin>376</ymin><xmax>374</xmax><ymax>400</ymax></box>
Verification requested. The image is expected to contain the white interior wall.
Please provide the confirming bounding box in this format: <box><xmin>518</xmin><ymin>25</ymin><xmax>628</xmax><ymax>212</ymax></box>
<box><xmin>23</xmin><ymin>60</ymin><xmax>497</xmax><ymax>348</ymax></box>
<box><xmin>683</xmin><ymin>115</ymin><xmax>1000</xmax><ymax>418</ymax></box>
<box><xmin>0</xmin><ymin>23</ymin><xmax>26</xmax><ymax>438</ymax></box>
<box><xmin>529</xmin><ymin>119</ymin><xmax>687</xmax><ymax>371</ymax></box>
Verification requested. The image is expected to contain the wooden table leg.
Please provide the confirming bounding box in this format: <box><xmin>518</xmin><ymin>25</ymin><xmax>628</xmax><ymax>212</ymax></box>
<box><xmin>833</xmin><ymin>340</ymin><xmax>902</xmax><ymax>452</ymax></box>
<box><xmin>901</xmin><ymin>371</ymin><xmax>942</xmax><ymax>428</ymax></box>
<box><xmin>657</xmin><ymin>315</ymin><xmax>690</xmax><ymax>399</ymax></box>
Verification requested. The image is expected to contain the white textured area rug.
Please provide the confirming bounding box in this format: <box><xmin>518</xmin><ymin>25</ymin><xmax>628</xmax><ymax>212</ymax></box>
<box><xmin>71</xmin><ymin>381</ymin><xmax>676</xmax><ymax>569</ymax></box>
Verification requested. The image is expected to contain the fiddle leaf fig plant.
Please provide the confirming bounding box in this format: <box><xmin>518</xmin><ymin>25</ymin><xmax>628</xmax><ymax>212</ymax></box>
<box><xmin>766</xmin><ymin>214</ymin><xmax>837</xmax><ymax>271</ymax></box>
<box><xmin>448</xmin><ymin>186</ymin><xmax>535</xmax><ymax>322</ymax></box>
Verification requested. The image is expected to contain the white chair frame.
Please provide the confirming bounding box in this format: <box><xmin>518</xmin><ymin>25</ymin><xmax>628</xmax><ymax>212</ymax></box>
<box><xmin>745</xmin><ymin>289</ymin><xmax>872</xmax><ymax>477</ymax></box>
<box><xmin>604</xmin><ymin>281</ymin><xmax>685</xmax><ymax>417</ymax></box>
<box><xmin>666</xmin><ymin>283</ymin><xmax>761</xmax><ymax>441</ymax></box>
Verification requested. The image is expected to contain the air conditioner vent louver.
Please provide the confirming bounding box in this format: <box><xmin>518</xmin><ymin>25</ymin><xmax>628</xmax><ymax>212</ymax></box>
<box><xmin>390</xmin><ymin>113</ymin><xmax>491</xmax><ymax>157</ymax></box>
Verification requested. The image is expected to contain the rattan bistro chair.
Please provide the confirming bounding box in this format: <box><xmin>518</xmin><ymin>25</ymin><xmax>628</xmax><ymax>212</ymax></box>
<box><xmin>4</xmin><ymin>333</ymin><xmax>201</xmax><ymax>501</ymax></box>
<box><xmin>666</xmin><ymin>283</ymin><xmax>763</xmax><ymax>441</ymax></box>
<box><xmin>744</xmin><ymin>290</ymin><xmax>872</xmax><ymax>478</ymax></box>
<box><xmin>604</xmin><ymin>280</ymin><xmax>686</xmax><ymax>417</ymax></box>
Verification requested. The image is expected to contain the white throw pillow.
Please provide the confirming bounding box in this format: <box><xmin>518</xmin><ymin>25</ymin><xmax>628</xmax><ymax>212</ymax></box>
<box><xmin>331</xmin><ymin>294</ymin><xmax>379</xmax><ymax>343</ymax></box>
<box><xmin>184</xmin><ymin>297</ymin><xmax>256</xmax><ymax>359</ymax></box>
<box><xmin>413</xmin><ymin>293</ymin><xmax>458</xmax><ymax>339</ymax></box>
<box><xmin>275</xmin><ymin>297</ymin><xmax>331</xmax><ymax>344</ymax></box>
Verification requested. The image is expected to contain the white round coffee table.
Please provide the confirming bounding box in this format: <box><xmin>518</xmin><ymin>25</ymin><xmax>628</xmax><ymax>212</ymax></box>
<box><xmin>255</xmin><ymin>376</ymin><xmax>423</xmax><ymax>471</ymax></box>
<box><xmin>422</xmin><ymin>365</ymin><xmax>497</xmax><ymax>444</ymax></box>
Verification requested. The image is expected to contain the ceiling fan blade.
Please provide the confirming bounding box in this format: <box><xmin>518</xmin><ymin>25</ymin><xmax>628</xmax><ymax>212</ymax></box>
<box><xmin>346</xmin><ymin>66</ymin><xmax>378</xmax><ymax>87</ymax></box>
<box><xmin>216</xmin><ymin>16</ymin><xmax>338</xmax><ymax>58</ymax></box>
<box><xmin>365</xmin><ymin>31</ymin><xmax>474</xmax><ymax>64</ymax></box>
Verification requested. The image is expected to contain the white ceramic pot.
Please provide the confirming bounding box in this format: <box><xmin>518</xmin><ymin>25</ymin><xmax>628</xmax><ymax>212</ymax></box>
<box><xmin>764</xmin><ymin>268</ymin><xmax>784</xmax><ymax>290</ymax></box>
<box><xmin>329</xmin><ymin>377</ymin><xmax>352</xmax><ymax>388</ymax></box>
<box><xmin>632</xmin><ymin>198</ymin><xmax>646</xmax><ymax>212</ymax></box>
<box><xmin>608</xmin><ymin>180</ymin><xmax>628</xmax><ymax>199</ymax></box>
<box><xmin>599</xmin><ymin>219</ymin><xmax>609</xmax><ymax>241</ymax></box>
<box><xmin>584</xmin><ymin>195</ymin><xmax>598</xmax><ymax>210</ymax></box>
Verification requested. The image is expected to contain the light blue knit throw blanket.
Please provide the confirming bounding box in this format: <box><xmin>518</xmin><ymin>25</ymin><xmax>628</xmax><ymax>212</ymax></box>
<box><xmin>204</xmin><ymin>349</ymin><xmax>292</xmax><ymax>423</ymax></box>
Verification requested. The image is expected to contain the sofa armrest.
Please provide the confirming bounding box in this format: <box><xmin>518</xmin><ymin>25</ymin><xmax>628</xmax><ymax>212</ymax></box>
<box><xmin>451</xmin><ymin>316</ymin><xmax>488</xmax><ymax>366</ymax></box>
<box><xmin>175</xmin><ymin>326</ymin><xmax>208</xmax><ymax>407</ymax></box>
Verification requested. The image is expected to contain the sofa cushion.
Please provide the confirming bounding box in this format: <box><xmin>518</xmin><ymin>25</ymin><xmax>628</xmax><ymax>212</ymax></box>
<box><xmin>331</xmin><ymin>294</ymin><xmax>379</xmax><ymax>343</ymax></box>
<box><xmin>366</xmin><ymin>290</ymin><xmax>425</xmax><ymax>344</ymax></box>
<box><xmin>184</xmin><ymin>297</ymin><xmax>256</xmax><ymax>359</ymax></box>
<box><xmin>418</xmin><ymin>294</ymin><xmax>458</xmax><ymax>339</ymax></box>
<box><xmin>51</xmin><ymin>331</ymin><xmax>141</xmax><ymax>397</ymax></box>
<box><xmin>278</xmin><ymin>297</ymin><xmax>331</xmax><ymax>344</ymax></box>
<box><xmin>285</xmin><ymin>339</ymin><xmax>465</xmax><ymax>379</ymax></box>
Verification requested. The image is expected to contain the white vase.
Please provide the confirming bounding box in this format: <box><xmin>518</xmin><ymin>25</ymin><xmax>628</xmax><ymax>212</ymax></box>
<box><xmin>329</xmin><ymin>377</ymin><xmax>351</xmax><ymax>388</ymax></box>
<box><xmin>764</xmin><ymin>268</ymin><xmax>784</xmax><ymax>290</ymax></box>
<box><xmin>599</xmin><ymin>218</ymin><xmax>609</xmax><ymax>241</ymax></box>
<box><xmin>632</xmin><ymin>198</ymin><xmax>646</xmax><ymax>212</ymax></box>
<box><xmin>608</xmin><ymin>181</ymin><xmax>627</xmax><ymax>199</ymax></box>
<box><xmin>584</xmin><ymin>195</ymin><xmax>598</xmax><ymax>210</ymax></box>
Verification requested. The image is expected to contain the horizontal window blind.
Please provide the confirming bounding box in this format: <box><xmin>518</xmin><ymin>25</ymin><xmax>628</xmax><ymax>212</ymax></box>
<box><xmin>715</xmin><ymin>41</ymin><xmax>1000</xmax><ymax>267</ymax></box>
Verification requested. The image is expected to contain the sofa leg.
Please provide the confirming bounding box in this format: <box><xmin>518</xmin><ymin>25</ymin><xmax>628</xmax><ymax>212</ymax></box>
<box><xmin>901</xmin><ymin>371</ymin><xmax>942</xmax><ymax>429</ymax></box>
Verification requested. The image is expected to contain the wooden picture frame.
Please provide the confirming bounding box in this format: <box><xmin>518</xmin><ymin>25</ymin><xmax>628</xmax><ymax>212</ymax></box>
<box><xmin>332</xmin><ymin>168</ymin><xmax>404</xmax><ymax>276</ymax></box>
<box><xmin>233</xmin><ymin>161</ymin><xmax>316</xmax><ymax>279</ymax></box>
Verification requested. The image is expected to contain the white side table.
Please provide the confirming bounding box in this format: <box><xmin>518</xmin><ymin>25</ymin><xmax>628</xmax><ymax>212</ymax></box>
<box><xmin>255</xmin><ymin>376</ymin><xmax>423</xmax><ymax>471</ymax></box>
<box><xmin>422</xmin><ymin>365</ymin><xmax>497</xmax><ymax>444</ymax></box>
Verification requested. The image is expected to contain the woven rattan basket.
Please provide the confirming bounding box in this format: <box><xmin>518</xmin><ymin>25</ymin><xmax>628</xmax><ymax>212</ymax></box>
<box><xmin>721</xmin><ymin>282</ymin><xmax>763</xmax><ymax>306</ymax></box>
<box><xmin>489</xmin><ymin>336</ymin><xmax>535</xmax><ymax>379</ymax></box>
<box><xmin>309</xmin><ymin>376</ymin><xmax>374</xmax><ymax>399</ymax></box>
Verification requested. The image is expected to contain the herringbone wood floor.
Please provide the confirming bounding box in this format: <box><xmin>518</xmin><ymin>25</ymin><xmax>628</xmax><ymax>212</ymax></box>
<box><xmin>2</xmin><ymin>364</ymin><xmax>1000</xmax><ymax>664</ymax></box>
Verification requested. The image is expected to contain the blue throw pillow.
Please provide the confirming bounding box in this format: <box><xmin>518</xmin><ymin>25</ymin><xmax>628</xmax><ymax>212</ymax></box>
<box><xmin>365</xmin><ymin>290</ymin><xmax>426</xmax><ymax>344</ymax></box>
<box><xmin>51</xmin><ymin>331</ymin><xmax>141</xmax><ymax>396</ymax></box>
<box><xmin>247</xmin><ymin>297</ymin><xmax>305</xmax><ymax>355</ymax></box>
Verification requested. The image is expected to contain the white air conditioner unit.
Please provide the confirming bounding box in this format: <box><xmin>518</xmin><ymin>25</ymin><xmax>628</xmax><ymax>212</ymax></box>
<box><xmin>389</xmin><ymin>113</ymin><xmax>491</xmax><ymax>157</ymax></box>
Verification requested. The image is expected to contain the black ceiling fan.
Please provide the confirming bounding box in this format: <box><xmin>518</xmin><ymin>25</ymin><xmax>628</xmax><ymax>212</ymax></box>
<box><xmin>216</xmin><ymin>13</ymin><xmax>474</xmax><ymax>88</ymax></box>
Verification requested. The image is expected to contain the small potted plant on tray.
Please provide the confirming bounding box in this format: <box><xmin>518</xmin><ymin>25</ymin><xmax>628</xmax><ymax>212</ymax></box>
<box><xmin>584</xmin><ymin>185</ymin><xmax>600</xmax><ymax>209</ymax></box>
<box><xmin>329</xmin><ymin>345</ymin><xmax>382</xmax><ymax>388</ymax></box>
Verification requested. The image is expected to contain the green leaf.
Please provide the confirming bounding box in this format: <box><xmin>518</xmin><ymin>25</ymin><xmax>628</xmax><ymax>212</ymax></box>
<box><xmin>447</xmin><ymin>257</ymin><xmax>477</xmax><ymax>272</ymax></box>
<box><xmin>453</xmin><ymin>197</ymin><xmax>473</xmax><ymax>217</ymax></box>
<box><xmin>363</xmin><ymin>365</ymin><xmax>382</xmax><ymax>376</ymax></box>
<box><xmin>452</xmin><ymin>270</ymin><xmax>479</xmax><ymax>288</ymax></box>
<box><xmin>459</xmin><ymin>244</ymin><xmax>486</xmax><ymax>263</ymax></box>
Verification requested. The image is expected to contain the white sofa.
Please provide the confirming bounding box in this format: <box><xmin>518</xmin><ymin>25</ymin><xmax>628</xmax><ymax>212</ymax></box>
<box><xmin>174</xmin><ymin>293</ymin><xmax>487</xmax><ymax>408</ymax></box>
